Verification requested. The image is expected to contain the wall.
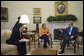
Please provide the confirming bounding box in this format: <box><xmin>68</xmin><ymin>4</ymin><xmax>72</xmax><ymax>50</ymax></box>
<box><xmin>1</xmin><ymin>1</ymin><xmax>83</xmax><ymax>31</ymax></box>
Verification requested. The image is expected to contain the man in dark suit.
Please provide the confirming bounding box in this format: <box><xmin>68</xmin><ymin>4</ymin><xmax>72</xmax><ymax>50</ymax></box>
<box><xmin>58</xmin><ymin>21</ymin><xmax>79</xmax><ymax>54</ymax></box>
<box><xmin>12</xmin><ymin>17</ymin><xmax>21</xmax><ymax>31</ymax></box>
<box><xmin>6</xmin><ymin>23</ymin><xmax>27</xmax><ymax>55</ymax></box>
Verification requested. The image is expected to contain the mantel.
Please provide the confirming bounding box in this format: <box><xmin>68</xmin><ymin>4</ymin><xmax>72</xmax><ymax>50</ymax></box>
<box><xmin>49</xmin><ymin>21</ymin><xmax>71</xmax><ymax>23</ymax></box>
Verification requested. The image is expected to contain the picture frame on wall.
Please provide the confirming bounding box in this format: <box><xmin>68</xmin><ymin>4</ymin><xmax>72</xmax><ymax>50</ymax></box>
<box><xmin>1</xmin><ymin>7</ymin><xmax>8</xmax><ymax>22</ymax></box>
<box><xmin>33</xmin><ymin>8</ymin><xmax>41</xmax><ymax>15</ymax></box>
<box><xmin>33</xmin><ymin>17</ymin><xmax>41</xmax><ymax>24</ymax></box>
<box><xmin>55</xmin><ymin>1</ymin><xmax>68</xmax><ymax>16</ymax></box>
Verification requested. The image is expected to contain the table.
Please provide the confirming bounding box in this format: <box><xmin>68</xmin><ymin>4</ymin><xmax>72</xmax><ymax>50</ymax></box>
<box><xmin>22</xmin><ymin>33</ymin><xmax>36</xmax><ymax>48</ymax></box>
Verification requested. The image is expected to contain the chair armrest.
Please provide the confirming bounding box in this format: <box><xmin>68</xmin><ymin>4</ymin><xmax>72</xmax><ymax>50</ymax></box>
<box><xmin>75</xmin><ymin>37</ymin><xmax>79</xmax><ymax>43</ymax></box>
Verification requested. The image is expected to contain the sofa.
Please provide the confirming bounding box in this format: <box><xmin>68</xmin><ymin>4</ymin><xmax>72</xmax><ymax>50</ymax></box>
<box><xmin>1</xmin><ymin>30</ymin><xmax>19</xmax><ymax>55</ymax></box>
<box><xmin>1</xmin><ymin>30</ymin><xmax>30</xmax><ymax>55</ymax></box>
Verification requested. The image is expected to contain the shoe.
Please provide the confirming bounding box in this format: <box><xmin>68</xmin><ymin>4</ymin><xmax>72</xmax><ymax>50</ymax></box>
<box><xmin>44</xmin><ymin>47</ymin><xmax>47</xmax><ymax>49</ymax></box>
<box><xmin>58</xmin><ymin>50</ymin><xmax>64</xmax><ymax>54</ymax></box>
<box><xmin>44</xmin><ymin>46</ymin><xmax>47</xmax><ymax>49</ymax></box>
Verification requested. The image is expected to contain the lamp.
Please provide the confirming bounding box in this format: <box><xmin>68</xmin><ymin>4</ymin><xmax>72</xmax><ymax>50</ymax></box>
<box><xmin>19</xmin><ymin>14</ymin><xmax>30</xmax><ymax>24</ymax></box>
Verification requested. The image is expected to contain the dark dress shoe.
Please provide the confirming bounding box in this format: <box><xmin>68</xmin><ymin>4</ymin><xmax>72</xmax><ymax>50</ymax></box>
<box><xmin>44</xmin><ymin>46</ymin><xmax>47</xmax><ymax>49</ymax></box>
<box><xmin>44</xmin><ymin>47</ymin><xmax>47</xmax><ymax>48</ymax></box>
<box><xmin>58</xmin><ymin>50</ymin><xmax>64</xmax><ymax>54</ymax></box>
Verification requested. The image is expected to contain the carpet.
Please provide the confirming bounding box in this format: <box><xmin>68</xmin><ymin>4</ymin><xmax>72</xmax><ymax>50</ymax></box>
<box><xmin>30</xmin><ymin>48</ymin><xmax>58</xmax><ymax>55</ymax></box>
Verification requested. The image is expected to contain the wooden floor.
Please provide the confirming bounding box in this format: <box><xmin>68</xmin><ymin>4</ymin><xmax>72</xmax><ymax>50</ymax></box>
<box><xmin>26</xmin><ymin>41</ymin><xmax>83</xmax><ymax>55</ymax></box>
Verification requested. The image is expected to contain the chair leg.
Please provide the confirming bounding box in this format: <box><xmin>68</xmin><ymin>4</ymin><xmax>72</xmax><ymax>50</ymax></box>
<box><xmin>38</xmin><ymin>41</ymin><xmax>40</xmax><ymax>48</ymax></box>
<box><xmin>51</xmin><ymin>38</ymin><xmax>53</xmax><ymax>48</ymax></box>
<box><xmin>60</xmin><ymin>40</ymin><xmax>62</xmax><ymax>49</ymax></box>
<box><xmin>56</xmin><ymin>50</ymin><xmax>58</xmax><ymax>55</ymax></box>
<box><xmin>77</xmin><ymin>43</ymin><xmax>79</xmax><ymax>49</ymax></box>
<box><xmin>74</xmin><ymin>42</ymin><xmax>76</xmax><ymax>53</ymax></box>
<box><xmin>39</xmin><ymin>42</ymin><xmax>40</xmax><ymax>48</ymax></box>
<box><xmin>38</xmin><ymin>41</ymin><xmax>39</xmax><ymax>48</ymax></box>
<box><xmin>51</xmin><ymin>41</ymin><xmax>53</xmax><ymax>48</ymax></box>
<box><xmin>38</xmin><ymin>39</ymin><xmax>40</xmax><ymax>48</ymax></box>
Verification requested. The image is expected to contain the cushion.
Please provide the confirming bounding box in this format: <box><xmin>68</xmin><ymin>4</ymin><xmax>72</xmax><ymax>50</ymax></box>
<box><xmin>1</xmin><ymin>44</ymin><xmax>17</xmax><ymax>54</ymax></box>
<box><xmin>1</xmin><ymin>30</ymin><xmax>12</xmax><ymax>43</ymax></box>
<box><xmin>3</xmin><ymin>50</ymin><xmax>19</xmax><ymax>55</ymax></box>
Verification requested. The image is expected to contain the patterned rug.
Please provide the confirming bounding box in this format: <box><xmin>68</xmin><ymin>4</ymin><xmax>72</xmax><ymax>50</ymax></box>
<box><xmin>30</xmin><ymin>48</ymin><xmax>58</xmax><ymax>55</ymax></box>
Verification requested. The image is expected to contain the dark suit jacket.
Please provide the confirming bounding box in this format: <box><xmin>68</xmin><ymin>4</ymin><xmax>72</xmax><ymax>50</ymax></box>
<box><xmin>60</xmin><ymin>27</ymin><xmax>79</xmax><ymax>42</ymax></box>
<box><xmin>64</xmin><ymin>27</ymin><xmax>79</xmax><ymax>38</ymax></box>
<box><xmin>6</xmin><ymin>29</ymin><xmax>22</xmax><ymax>44</ymax></box>
<box><xmin>12</xmin><ymin>20</ymin><xmax>20</xmax><ymax>31</ymax></box>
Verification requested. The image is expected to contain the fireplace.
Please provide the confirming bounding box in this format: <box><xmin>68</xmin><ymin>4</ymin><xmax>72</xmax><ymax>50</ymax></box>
<box><xmin>54</xmin><ymin>29</ymin><xmax>64</xmax><ymax>40</ymax></box>
<box><xmin>49</xmin><ymin>21</ymin><xmax>69</xmax><ymax>40</ymax></box>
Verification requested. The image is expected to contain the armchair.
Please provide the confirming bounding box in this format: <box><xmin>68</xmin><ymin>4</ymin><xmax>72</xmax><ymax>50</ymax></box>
<box><xmin>60</xmin><ymin>34</ymin><xmax>79</xmax><ymax>53</ymax></box>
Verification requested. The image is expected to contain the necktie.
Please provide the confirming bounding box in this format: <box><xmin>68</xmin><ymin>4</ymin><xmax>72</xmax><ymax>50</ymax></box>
<box><xmin>68</xmin><ymin>27</ymin><xmax>71</xmax><ymax>35</ymax></box>
<box><xmin>20</xmin><ymin>30</ymin><xmax>22</xmax><ymax>38</ymax></box>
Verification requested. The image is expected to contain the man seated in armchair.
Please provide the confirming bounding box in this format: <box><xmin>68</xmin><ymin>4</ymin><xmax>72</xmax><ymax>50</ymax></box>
<box><xmin>58</xmin><ymin>21</ymin><xmax>79</xmax><ymax>54</ymax></box>
<box><xmin>39</xmin><ymin>23</ymin><xmax>51</xmax><ymax>49</ymax></box>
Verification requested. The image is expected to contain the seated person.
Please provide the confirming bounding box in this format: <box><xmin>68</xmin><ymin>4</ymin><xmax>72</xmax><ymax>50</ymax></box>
<box><xmin>58</xmin><ymin>21</ymin><xmax>79</xmax><ymax>54</ymax></box>
<box><xmin>39</xmin><ymin>23</ymin><xmax>51</xmax><ymax>48</ymax></box>
<box><xmin>6</xmin><ymin>23</ymin><xmax>27</xmax><ymax>55</ymax></box>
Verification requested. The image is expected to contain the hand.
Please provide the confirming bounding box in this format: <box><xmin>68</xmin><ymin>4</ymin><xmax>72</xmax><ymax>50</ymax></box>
<box><xmin>70</xmin><ymin>36</ymin><xmax>74</xmax><ymax>39</ymax></box>
<box><xmin>19</xmin><ymin>39</ymin><xmax>23</xmax><ymax>42</ymax></box>
<box><xmin>46</xmin><ymin>34</ymin><xmax>50</xmax><ymax>36</ymax></box>
<box><xmin>59</xmin><ymin>29</ymin><xmax>63</xmax><ymax>32</ymax></box>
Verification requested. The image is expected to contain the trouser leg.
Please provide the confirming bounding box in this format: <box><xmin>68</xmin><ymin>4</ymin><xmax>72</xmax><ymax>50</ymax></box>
<box><xmin>42</xmin><ymin>34</ymin><xmax>50</xmax><ymax>45</ymax></box>
<box><xmin>44</xmin><ymin>40</ymin><xmax>47</xmax><ymax>48</ymax></box>
<box><xmin>40</xmin><ymin>34</ymin><xmax>50</xmax><ymax>48</ymax></box>
<box><xmin>16</xmin><ymin>42</ymin><xmax>24</xmax><ymax>55</ymax></box>
<box><xmin>20</xmin><ymin>42</ymin><xmax>27</xmax><ymax>54</ymax></box>
<box><xmin>14</xmin><ymin>42</ymin><xmax>26</xmax><ymax>55</ymax></box>
<box><xmin>61</xmin><ymin>33</ymin><xmax>69</xmax><ymax>51</ymax></box>
<box><xmin>61</xmin><ymin>41</ymin><xmax>69</xmax><ymax>51</ymax></box>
